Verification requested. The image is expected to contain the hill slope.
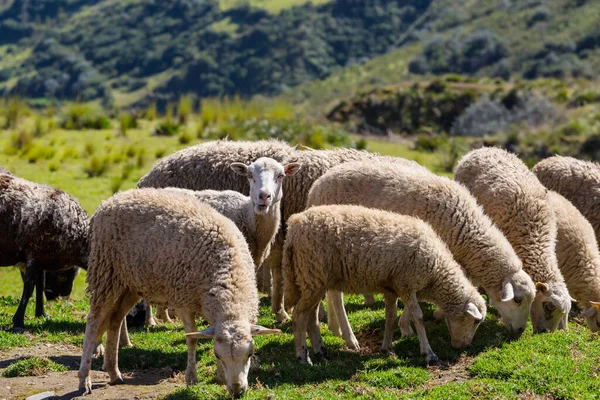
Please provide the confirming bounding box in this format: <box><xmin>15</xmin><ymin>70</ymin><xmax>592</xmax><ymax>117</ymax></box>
<box><xmin>0</xmin><ymin>0</ymin><xmax>599</xmax><ymax>108</ymax></box>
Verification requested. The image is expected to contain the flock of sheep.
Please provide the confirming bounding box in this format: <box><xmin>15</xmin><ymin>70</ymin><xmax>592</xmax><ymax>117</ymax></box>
<box><xmin>1</xmin><ymin>139</ymin><xmax>600</xmax><ymax>398</ymax></box>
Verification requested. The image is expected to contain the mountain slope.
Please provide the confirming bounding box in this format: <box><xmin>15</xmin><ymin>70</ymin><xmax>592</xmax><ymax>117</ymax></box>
<box><xmin>0</xmin><ymin>0</ymin><xmax>599</xmax><ymax>108</ymax></box>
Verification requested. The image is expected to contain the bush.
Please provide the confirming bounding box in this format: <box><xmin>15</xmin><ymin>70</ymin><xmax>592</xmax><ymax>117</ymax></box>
<box><xmin>48</xmin><ymin>162</ymin><xmax>59</xmax><ymax>172</ymax></box>
<box><xmin>10</xmin><ymin>130</ymin><xmax>34</xmax><ymax>151</ymax></box>
<box><xmin>145</xmin><ymin>102</ymin><xmax>157</xmax><ymax>120</ymax></box>
<box><xmin>23</xmin><ymin>145</ymin><xmax>55</xmax><ymax>163</ymax></box>
<box><xmin>178</xmin><ymin>130</ymin><xmax>193</xmax><ymax>144</ymax></box>
<box><xmin>528</xmin><ymin>6</ymin><xmax>551</xmax><ymax>27</ymax></box>
<box><xmin>84</xmin><ymin>155</ymin><xmax>110</xmax><ymax>177</ymax></box>
<box><xmin>152</xmin><ymin>120</ymin><xmax>181</xmax><ymax>136</ymax></box>
<box><xmin>155</xmin><ymin>148</ymin><xmax>167</xmax><ymax>159</ymax></box>
<box><xmin>61</xmin><ymin>103</ymin><xmax>111</xmax><ymax>130</ymax></box>
<box><xmin>178</xmin><ymin>95</ymin><xmax>194</xmax><ymax>124</ymax></box>
<box><xmin>414</xmin><ymin>134</ymin><xmax>449</xmax><ymax>152</ymax></box>
<box><xmin>451</xmin><ymin>97</ymin><xmax>510</xmax><ymax>136</ymax></box>
<box><xmin>510</xmin><ymin>94</ymin><xmax>560</xmax><ymax>127</ymax></box>
<box><xmin>119</xmin><ymin>112</ymin><xmax>138</xmax><ymax>137</ymax></box>
<box><xmin>438</xmin><ymin>137</ymin><xmax>469</xmax><ymax>173</ymax></box>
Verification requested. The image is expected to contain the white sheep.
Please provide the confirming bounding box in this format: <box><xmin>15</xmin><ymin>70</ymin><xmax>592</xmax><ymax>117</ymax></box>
<box><xmin>533</xmin><ymin>156</ymin><xmax>600</xmax><ymax>244</ymax></box>
<box><xmin>283</xmin><ymin>205</ymin><xmax>486</xmax><ymax>365</ymax></box>
<box><xmin>138</xmin><ymin>140</ymin><xmax>408</xmax><ymax>321</ymax></box>
<box><xmin>547</xmin><ymin>191</ymin><xmax>600</xmax><ymax>332</ymax></box>
<box><xmin>306</xmin><ymin>160</ymin><xmax>534</xmax><ymax>347</ymax></box>
<box><xmin>141</xmin><ymin>158</ymin><xmax>301</xmax><ymax>327</ymax></box>
<box><xmin>455</xmin><ymin>147</ymin><xmax>571</xmax><ymax>333</ymax></box>
<box><xmin>78</xmin><ymin>189</ymin><xmax>280</xmax><ymax>397</ymax></box>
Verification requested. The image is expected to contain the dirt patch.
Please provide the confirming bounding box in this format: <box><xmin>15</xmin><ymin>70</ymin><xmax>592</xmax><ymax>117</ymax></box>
<box><xmin>0</xmin><ymin>345</ymin><xmax>184</xmax><ymax>400</ymax></box>
<box><xmin>421</xmin><ymin>355</ymin><xmax>473</xmax><ymax>389</ymax></box>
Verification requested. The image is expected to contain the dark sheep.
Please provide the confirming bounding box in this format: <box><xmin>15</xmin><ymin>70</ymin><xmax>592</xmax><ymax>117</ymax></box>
<box><xmin>0</xmin><ymin>173</ymin><xmax>89</xmax><ymax>332</ymax></box>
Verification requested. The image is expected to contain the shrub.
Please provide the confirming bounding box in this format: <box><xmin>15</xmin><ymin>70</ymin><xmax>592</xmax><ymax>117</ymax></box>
<box><xmin>152</xmin><ymin>120</ymin><xmax>181</xmax><ymax>136</ymax></box>
<box><xmin>136</xmin><ymin>148</ymin><xmax>147</xmax><ymax>168</ymax></box>
<box><xmin>178</xmin><ymin>130</ymin><xmax>193</xmax><ymax>144</ymax></box>
<box><xmin>354</xmin><ymin>138</ymin><xmax>369</xmax><ymax>151</ymax></box>
<box><xmin>10</xmin><ymin>130</ymin><xmax>34</xmax><ymax>151</ymax></box>
<box><xmin>48</xmin><ymin>162</ymin><xmax>59</xmax><ymax>172</ymax></box>
<box><xmin>145</xmin><ymin>102</ymin><xmax>157</xmax><ymax>120</ymax></box>
<box><xmin>119</xmin><ymin>112</ymin><xmax>138</xmax><ymax>137</ymax></box>
<box><xmin>84</xmin><ymin>155</ymin><xmax>109</xmax><ymax>177</ymax></box>
<box><xmin>438</xmin><ymin>137</ymin><xmax>469</xmax><ymax>173</ymax></box>
<box><xmin>61</xmin><ymin>103</ymin><xmax>111</xmax><ymax>130</ymax></box>
<box><xmin>2</xmin><ymin>357</ymin><xmax>67</xmax><ymax>377</ymax></box>
<box><xmin>510</xmin><ymin>94</ymin><xmax>560</xmax><ymax>127</ymax></box>
<box><xmin>24</xmin><ymin>145</ymin><xmax>55</xmax><ymax>164</ymax></box>
<box><xmin>562</xmin><ymin>120</ymin><xmax>585</xmax><ymax>136</ymax></box>
<box><xmin>178</xmin><ymin>95</ymin><xmax>194</xmax><ymax>124</ymax></box>
<box><xmin>155</xmin><ymin>148</ymin><xmax>167</xmax><ymax>159</ymax></box>
<box><xmin>3</xmin><ymin>97</ymin><xmax>28</xmax><ymax>129</ymax></box>
<box><xmin>33</xmin><ymin>116</ymin><xmax>46</xmax><ymax>137</ymax></box>
<box><xmin>451</xmin><ymin>97</ymin><xmax>510</xmax><ymax>136</ymax></box>
<box><xmin>110</xmin><ymin>176</ymin><xmax>123</xmax><ymax>194</ymax></box>
<box><xmin>414</xmin><ymin>134</ymin><xmax>449</xmax><ymax>152</ymax></box>
<box><xmin>528</xmin><ymin>6</ymin><xmax>551</xmax><ymax>27</ymax></box>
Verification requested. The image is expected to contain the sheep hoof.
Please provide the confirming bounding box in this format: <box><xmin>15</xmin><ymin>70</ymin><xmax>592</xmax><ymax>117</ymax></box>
<box><xmin>93</xmin><ymin>344</ymin><xmax>105</xmax><ymax>358</ymax></box>
<box><xmin>35</xmin><ymin>312</ymin><xmax>49</xmax><ymax>319</ymax></box>
<box><xmin>109</xmin><ymin>377</ymin><xmax>124</xmax><ymax>386</ymax></box>
<box><xmin>79</xmin><ymin>378</ymin><xmax>93</xmax><ymax>395</ymax></box>
<box><xmin>275</xmin><ymin>311</ymin><xmax>290</xmax><ymax>323</ymax></box>
<box><xmin>297</xmin><ymin>356</ymin><xmax>313</xmax><ymax>366</ymax></box>
<box><xmin>146</xmin><ymin>318</ymin><xmax>157</xmax><ymax>327</ymax></box>
<box><xmin>426</xmin><ymin>354</ymin><xmax>440</xmax><ymax>366</ymax></box>
<box><xmin>400</xmin><ymin>326</ymin><xmax>415</xmax><ymax>337</ymax></box>
<box><xmin>119</xmin><ymin>341</ymin><xmax>133</xmax><ymax>349</ymax></box>
<box><xmin>12</xmin><ymin>326</ymin><xmax>25</xmax><ymax>334</ymax></box>
<box><xmin>346</xmin><ymin>339</ymin><xmax>360</xmax><ymax>351</ymax></box>
<box><xmin>380</xmin><ymin>345</ymin><xmax>393</xmax><ymax>355</ymax></box>
<box><xmin>314</xmin><ymin>348</ymin><xmax>328</xmax><ymax>363</ymax></box>
<box><xmin>363</xmin><ymin>295</ymin><xmax>376</xmax><ymax>305</ymax></box>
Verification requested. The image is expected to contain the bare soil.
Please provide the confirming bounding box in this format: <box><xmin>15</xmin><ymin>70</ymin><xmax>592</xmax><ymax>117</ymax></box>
<box><xmin>0</xmin><ymin>344</ymin><xmax>184</xmax><ymax>400</ymax></box>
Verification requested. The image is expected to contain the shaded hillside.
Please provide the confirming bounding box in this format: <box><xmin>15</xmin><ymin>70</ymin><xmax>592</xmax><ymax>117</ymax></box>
<box><xmin>1</xmin><ymin>0</ymin><xmax>599</xmax><ymax>107</ymax></box>
<box><xmin>0</xmin><ymin>0</ymin><xmax>431</xmax><ymax>106</ymax></box>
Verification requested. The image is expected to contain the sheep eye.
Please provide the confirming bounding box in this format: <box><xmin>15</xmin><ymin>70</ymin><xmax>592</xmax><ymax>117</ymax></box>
<box><xmin>543</xmin><ymin>302</ymin><xmax>556</xmax><ymax>314</ymax></box>
<box><xmin>514</xmin><ymin>296</ymin><xmax>523</xmax><ymax>305</ymax></box>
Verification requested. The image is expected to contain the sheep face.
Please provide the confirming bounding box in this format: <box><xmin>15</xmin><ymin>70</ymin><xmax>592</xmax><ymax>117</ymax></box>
<box><xmin>445</xmin><ymin>301</ymin><xmax>486</xmax><ymax>348</ymax></box>
<box><xmin>231</xmin><ymin>158</ymin><xmax>301</xmax><ymax>215</ymax></box>
<box><xmin>489</xmin><ymin>271</ymin><xmax>535</xmax><ymax>336</ymax></box>
<box><xmin>44</xmin><ymin>266</ymin><xmax>80</xmax><ymax>301</ymax></box>
<box><xmin>189</xmin><ymin>323</ymin><xmax>280</xmax><ymax>397</ymax></box>
<box><xmin>584</xmin><ymin>302</ymin><xmax>600</xmax><ymax>332</ymax></box>
<box><xmin>530</xmin><ymin>282</ymin><xmax>571</xmax><ymax>333</ymax></box>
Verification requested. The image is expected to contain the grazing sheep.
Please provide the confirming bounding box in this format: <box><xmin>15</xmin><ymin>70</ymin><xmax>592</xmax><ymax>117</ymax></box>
<box><xmin>547</xmin><ymin>191</ymin><xmax>600</xmax><ymax>332</ymax></box>
<box><xmin>78</xmin><ymin>189</ymin><xmax>279</xmax><ymax>397</ymax></box>
<box><xmin>533</xmin><ymin>156</ymin><xmax>600</xmax><ymax>243</ymax></box>
<box><xmin>455</xmin><ymin>148</ymin><xmax>571</xmax><ymax>333</ymax></box>
<box><xmin>0</xmin><ymin>173</ymin><xmax>89</xmax><ymax>332</ymax></box>
<box><xmin>283</xmin><ymin>205</ymin><xmax>486</xmax><ymax>365</ymax></box>
<box><xmin>138</xmin><ymin>140</ymin><xmax>406</xmax><ymax>321</ymax></box>
<box><xmin>17</xmin><ymin>263</ymin><xmax>80</xmax><ymax>301</ymax></box>
<box><xmin>307</xmin><ymin>160</ymin><xmax>534</xmax><ymax>347</ymax></box>
<box><xmin>145</xmin><ymin>157</ymin><xmax>301</xmax><ymax>328</ymax></box>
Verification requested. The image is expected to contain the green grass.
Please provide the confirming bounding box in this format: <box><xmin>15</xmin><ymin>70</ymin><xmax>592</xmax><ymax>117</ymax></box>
<box><xmin>218</xmin><ymin>0</ymin><xmax>330</xmax><ymax>13</ymax></box>
<box><xmin>2</xmin><ymin>356</ymin><xmax>68</xmax><ymax>377</ymax></box>
<box><xmin>0</xmin><ymin>116</ymin><xmax>599</xmax><ymax>398</ymax></box>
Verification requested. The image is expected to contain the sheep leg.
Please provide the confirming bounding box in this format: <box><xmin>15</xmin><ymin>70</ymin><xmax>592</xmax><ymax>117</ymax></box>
<box><xmin>271</xmin><ymin>263</ymin><xmax>289</xmax><ymax>323</ymax></box>
<box><xmin>307</xmin><ymin>303</ymin><xmax>327</xmax><ymax>362</ymax></box>
<box><xmin>34</xmin><ymin>269</ymin><xmax>47</xmax><ymax>318</ymax></box>
<box><xmin>79</xmin><ymin>305</ymin><xmax>112</xmax><ymax>395</ymax></box>
<box><xmin>328</xmin><ymin>291</ymin><xmax>360</xmax><ymax>350</ymax></box>
<box><xmin>119</xmin><ymin>321</ymin><xmax>132</xmax><ymax>348</ymax></box>
<box><xmin>326</xmin><ymin>291</ymin><xmax>342</xmax><ymax>337</ymax></box>
<box><xmin>262</xmin><ymin>262</ymin><xmax>272</xmax><ymax>295</ymax></box>
<box><xmin>381</xmin><ymin>292</ymin><xmax>398</xmax><ymax>353</ymax></box>
<box><xmin>12</xmin><ymin>261</ymin><xmax>37</xmax><ymax>333</ymax></box>
<box><xmin>156</xmin><ymin>306</ymin><xmax>172</xmax><ymax>323</ymax></box>
<box><xmin>104</xmin><ymin>290</ymin><xmax>139</xmax><ymax>384</ymax></box>
<box><xmin>144</xmin><ymin>300</ymin><xmax>157</xmax><ymax>327</ymax></box>
<box><xmin>363</xmin><ymin>295</ymin><xmax>376</xmax><ymax>305</ymax></box>
<box><xmin>403</xmin><ymin>294</ymin><xmax>438</xmax><ymax>365</ymax></box>
<box><xmin>293</xmin><ymin>298</ymin><xmax>319</xmax><ymax>365</ymax></box>
<box><xmin>399</xmin><ymin>308</ymin><xmax>415</xmax><ymax>336</ymax></box>
<box><xmin>178</xmin><ymin>309</ymin><xmax>199</xmax><ymax>385</ymax></box>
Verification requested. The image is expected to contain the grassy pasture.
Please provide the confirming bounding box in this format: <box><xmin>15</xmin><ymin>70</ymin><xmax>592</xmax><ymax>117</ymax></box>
<box><xmin>0</xmin><ymin>113</ymin><xmax>599</xmax><ymax>399</ymax></box>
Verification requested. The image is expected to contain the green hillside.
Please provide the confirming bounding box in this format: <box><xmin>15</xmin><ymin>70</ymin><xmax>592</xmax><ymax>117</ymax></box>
<box><xmin>0</xmin><ymin>0</ymin><xmax>599</xmax><ymax>109</ymax></box>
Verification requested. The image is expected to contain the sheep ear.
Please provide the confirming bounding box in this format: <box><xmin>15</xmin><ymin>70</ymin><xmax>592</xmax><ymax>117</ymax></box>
<box><xmin>535</xmin><ymin>282</ymin><xmax>549</xmax><ymax>294</ymax></box>
<box><xmin>186</xmin><ymin>326</ymin><xmax>215</xmax><ymax>339</ymax></box>
<box><xmin>251</xmin><ymin>325</ymin><xmax>281</xmax><ymax>336</ymax></box>
<box><xmin>500</xmin><ymin>279</ymin><xmax>515</xmax><ymax>302</ymax></box>
<box><xmin>230</xmin><ymin>163</ymin><xmax>248</xmax><ymax>176</ymax></box>
<box><xmin>584</xmin><ymin>306</ymin><xmax>598</xmax><ymax>317</ymax></box>
<box><xmin>570</xmin><ymin>296</ymin><xmax>577</xmax><ymax>303</ymax></box>
<box><xmin>284</xmin><ymin>163</ymin><xmax>302</xmax><ymax>176</ymax></box>
<box><xmin>465</xmin><ymin>302</ymin><xmax>483</xmax><ymax>321</ymax></box>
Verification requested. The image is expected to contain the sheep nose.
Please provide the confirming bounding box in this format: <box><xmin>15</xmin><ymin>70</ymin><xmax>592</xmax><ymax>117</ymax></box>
<box><xmin>259</xmin><ymin>191</ymin><xmax>272</xmax><ymax>201</ymax></box>
<box><xmin>230</xmin><ymin>383</ymin><xmax>246</xmax><ymax>397</ymax></box>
